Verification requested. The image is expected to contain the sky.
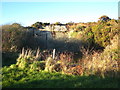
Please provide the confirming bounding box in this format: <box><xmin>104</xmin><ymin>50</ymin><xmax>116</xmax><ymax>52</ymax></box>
<box><xmin>1</xmin><ymin>0</ymin><xmax>119</xmax><ymax>26</ymax></box>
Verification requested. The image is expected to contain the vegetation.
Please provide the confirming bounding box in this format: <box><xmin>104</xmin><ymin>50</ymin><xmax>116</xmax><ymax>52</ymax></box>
<box><xmin>99</xmin><ymin>15</ymin><xmax>111</xmax><ymax>22</ymax></box>
<box><xmin>1</xmin><ymin>15</ymin><xmax>119</xmax><ymax>88</ymax></box>
<box><xmin>2</xmin><ymin>66</ymin><xmax>119</xmax><ymax>88</ymax></box>
<box><xmin>54</xmin><ymin>22</ymin><xmax>62</xmax><ymax>25</ymax></box>
<box><xmin>68</xmin><ymin>18</ymin><xmax>118</xmax><ymax>49</ymax></box>
<box><xmin>2</xmin><ymin>23</ymin><xmax>25</xmax><ymax>52</ymax></box>
<box><xmin>31</xmin><ymin>22</ymin><xmax>50</xmax><ymax>29</ymax></box>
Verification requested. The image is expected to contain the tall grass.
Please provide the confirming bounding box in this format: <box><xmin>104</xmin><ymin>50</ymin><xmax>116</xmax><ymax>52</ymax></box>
<box><xmin>80</xmin><ymin>35</ymin><xmax>119</xmax><ymax>77</ymax></box>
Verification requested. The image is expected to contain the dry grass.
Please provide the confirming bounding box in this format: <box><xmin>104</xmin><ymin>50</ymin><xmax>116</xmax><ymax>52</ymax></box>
<box><xmin>80</xmin><ymin>35</ymin><xmax>119</xmax><ymax>77</ymax></box>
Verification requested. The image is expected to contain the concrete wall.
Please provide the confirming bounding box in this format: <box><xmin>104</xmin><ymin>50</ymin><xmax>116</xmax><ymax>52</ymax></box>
<box><xmin>45</xmin><ymin>25</ymin><xmax>67</xmax><ymax>31</ymax></box>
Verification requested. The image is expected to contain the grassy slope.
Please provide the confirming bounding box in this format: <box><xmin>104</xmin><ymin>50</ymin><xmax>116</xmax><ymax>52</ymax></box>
<box><xmin>2</xmin><ymin>66</ymin><xmax>119</xmax><ymax>88</ymax></box>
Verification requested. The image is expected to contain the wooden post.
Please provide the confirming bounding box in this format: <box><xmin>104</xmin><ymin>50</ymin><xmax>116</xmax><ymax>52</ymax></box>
<box><xmin>53</xmin><ymin>49</ymin><xmax>55</xmax><ymax>59</ymax></box>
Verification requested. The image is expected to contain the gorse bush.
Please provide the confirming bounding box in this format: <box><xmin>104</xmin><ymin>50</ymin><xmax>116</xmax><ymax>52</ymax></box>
<box><xmin>92</xmin><ymin>20</ymin><xmax>118</xmax><ymax>47</ymax></box>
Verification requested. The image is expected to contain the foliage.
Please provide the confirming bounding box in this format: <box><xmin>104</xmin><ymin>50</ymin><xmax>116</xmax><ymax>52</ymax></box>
<box><xmin>15</xmin><ymin>48</ymin><xmax>75</xmax><ymax>74</ymax></box>
<box><xmin>44</xmin><ymin>56</ymin><xmax>56</xmax><ymax>72</ymax></box>
<box><xmin>2</xmin><ymin>23</ymin><xmax>26</xmax><ymax>52</ymax></box>
<box><xmin>42</xmin><ymin>22</ymin><xmax>50</xmax><ymax>26</ymax></box>
<box><xmin>66</xmin><ymin>21</ymin><xmax>74</xmax><ymax>25</ymax></box>
<box><xmin>99</xmin><ymin>15</ymin><xmax>111</xmax><ymax>22</ymax></box>
<box><xmin>67</xmin><ymin>65</ymin><xmax>83</xmax><ymax>75</ymax></box>
<box><xmin>54</xmin><ymin>22</ymin><xmax>62</xmax><ymax>25</ymax></box>
<box><xmin>16</xmin><ymin>48</ymin><xmax>43</xmax><ymax>71</ymax></box>
<box><xmin>92</xmin><ymin>19</ymin><xmax>118</xmax><ymax>47</ymax></box>
<box><xmin>2</xmin><ymin>23</ymin><xmax>48</xmax><ymax>52</ymax></box>
<box><xmin>31</xmin><ymin>22</ymin><xmax>50</xmax><ymax>29</ymax></box>
<box><xmin>76</xmin><ymin>25</ymin><xmax>86</xmax><ymax>31</ymax></box>
<box><xmin>68</xmin><ymin>19</ymin><xmax>118</xmax><ymax>48</ymax></box>
<box><xmin>31</xmin><ymin>22</ymin><xmax>43</xmax><ymax>29</ymax></box>
<box><xmin>59</xmin><ymin>52</ymin><xmax>74</xmax><ymax>73</ymax></box>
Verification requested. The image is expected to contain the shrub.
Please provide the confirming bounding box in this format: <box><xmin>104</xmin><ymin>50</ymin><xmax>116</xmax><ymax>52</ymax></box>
<box><xmin>2</xmin><ymin>23</ymin><xmax>47</xmax><ymax>52</ymax></box>
<box><xmin>76</xmin><ymin>25</ymin><xmax>85</xmax><ymax>31</ymax></box>
<box><xmin>16</xmin><ymin>48</ymin><xmax>42</xmax><ymax>71</ymax></box>
<box><xmin>68</xmin><ymin>19</ymin><xmax>118</xmax><ymax>49</ymax></box>
<box><xmin>58</xmin><ymin>52</ymin><xmax>75</xmax><ymax>74</ymax></box>
<box><xmin>81</xmin><ymin>35</ymin><xmax>119</xmax><ymax>77</ymax></box>
<box><xmin>99</xmin><ymin>15</ymin><xmax>111</xmax><ymax>22</ymax></box>
<box><xmin>44</xmin><ymin>56</ymin><xmax>56</xmax><ymax>72</ymax></box>
<box><xmin>31</xmin><ymin>22</ymin><xmax>43</xmax><ymax>29</ymax></box>
<box><xmin>92</xmin><ymin>19</ymin><xmax>118</xmax><ymax>47</ymax></box>
<box><xmin>2</xmin><ymin>24</ymin><xmax>26</xmax><ymax>52</ymax></box>
<box><xmin>67</xmin><ymin>65</ymin><xmax>83</xmax><ymax>75</ymax></box>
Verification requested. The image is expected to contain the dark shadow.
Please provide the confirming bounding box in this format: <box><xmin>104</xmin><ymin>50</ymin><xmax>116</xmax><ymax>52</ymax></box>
<box><xmin>2</xmin><ymin>52</ymin><xmax>19</xmax><ymax>67</ymax></box>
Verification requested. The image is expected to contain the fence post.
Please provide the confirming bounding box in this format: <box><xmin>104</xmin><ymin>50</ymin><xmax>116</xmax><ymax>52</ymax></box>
<box><xmin>53</xmin><ymin>49</ymin><xmax>55</xmax><ymax>59</ymax></box>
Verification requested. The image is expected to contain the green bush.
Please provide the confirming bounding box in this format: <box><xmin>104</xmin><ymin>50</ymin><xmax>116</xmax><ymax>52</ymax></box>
<box><xmin>92</xmin><ymin>19</ymin><xmax>118</xmax><ymax>47</ymax></box>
